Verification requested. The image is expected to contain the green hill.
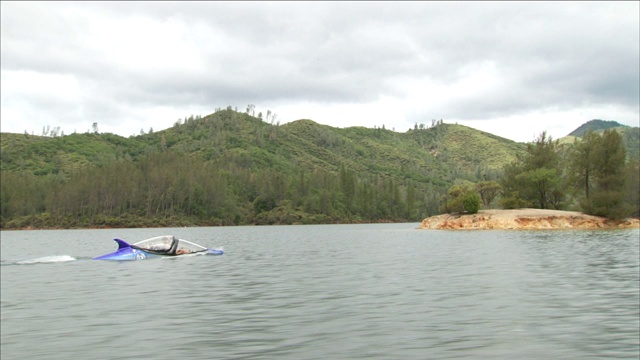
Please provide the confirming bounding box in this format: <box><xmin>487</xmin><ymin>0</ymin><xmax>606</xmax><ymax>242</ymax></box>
<box><xmin>0</xmin><ymin>109</ymin><xmax>527</xmax><ymax>228</ymax></box>
<box><xmin>567</xmin><ymin>119</ymin><xmax>627</xmax><ymax>137</ymax></box>
<box><xmin>560</xmin><ymin>119</ymin><xmax>639</xmax><ymax>159</ymax></box>
<box><xmin>4</xmin><ymin>111</ymin><xmax>636</xmax><ymax>228</ymax></box>
<box><xmin>0</xmin><ymin>114</ymin><xmax>525</xmax><ymax>180</ymax></box>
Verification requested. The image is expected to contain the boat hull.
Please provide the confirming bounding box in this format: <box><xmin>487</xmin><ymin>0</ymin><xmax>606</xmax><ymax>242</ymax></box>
<box><xmin>92</xmin><ymin>248</ymin><xmax>161</xmax><ymax>261</ymax></box>
<box><xmin>93</xmin><ymin>237</ymin><xmax>223</xmax><ymax>261</ymax></box>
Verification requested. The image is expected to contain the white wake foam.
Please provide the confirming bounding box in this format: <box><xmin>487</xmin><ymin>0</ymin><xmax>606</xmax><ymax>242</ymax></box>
<box><xmin>16</xmin><ymin>255</ymin><xmax>76</xmax><ymax>264</ymax></box>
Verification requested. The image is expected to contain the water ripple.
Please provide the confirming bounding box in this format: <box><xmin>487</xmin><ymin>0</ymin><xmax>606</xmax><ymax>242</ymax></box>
<box><xmin>1</xmin><ymin>226</ymin><xmax>638</xmax><ymax>359</ymax></box>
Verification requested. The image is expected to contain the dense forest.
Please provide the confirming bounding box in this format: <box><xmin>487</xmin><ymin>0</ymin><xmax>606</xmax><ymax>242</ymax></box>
<box><xmin>500</xmin><ymin>129</ymin><xmax>638</xmax><ymax>219</ymax></box>
<box><xmin>1</xmin><ymin>109</ymin><xmax>638</xmax><ymax>229</ymax></box>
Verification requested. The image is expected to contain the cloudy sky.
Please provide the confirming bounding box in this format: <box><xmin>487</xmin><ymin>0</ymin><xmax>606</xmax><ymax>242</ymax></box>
<box><xmin>1</xmin><ymin>2</ymin><xmax>638</xmax><ymax>142</ymax></box>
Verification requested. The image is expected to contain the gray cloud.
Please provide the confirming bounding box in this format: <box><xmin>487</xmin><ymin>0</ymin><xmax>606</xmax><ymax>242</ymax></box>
<box><xmin>1</xmin><ymin>1</ymin><xmax>638</xmax><ymax>140</ymax></box>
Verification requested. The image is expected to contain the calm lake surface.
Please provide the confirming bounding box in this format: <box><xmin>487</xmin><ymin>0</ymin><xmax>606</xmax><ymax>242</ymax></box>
<box><xmin>1</xmin><ymin>224</ymin><xmax>639</xmax><ymax>359</ymax></box>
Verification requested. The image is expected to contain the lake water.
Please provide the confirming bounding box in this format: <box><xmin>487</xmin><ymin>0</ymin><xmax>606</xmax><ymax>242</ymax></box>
<box><xmin>1</xmin><ymin>224</ymin><xmax>638</xmax><ymax>359</ymax></box>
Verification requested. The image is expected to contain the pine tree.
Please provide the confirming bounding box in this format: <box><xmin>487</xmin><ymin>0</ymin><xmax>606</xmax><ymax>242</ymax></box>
<box><xmin>500</xmin><ymin>131</ymin><xmax>565</xmax><ymax>209</ymax></box>
<box><xmin>569</xmin><ymin>130</ymin><xmax>600</xmax><ymax>200</ymax></box>
<box><xmin>586</xmin><ymin>130</ymin><xmax>628</xmax><ymax>218</ymax></box>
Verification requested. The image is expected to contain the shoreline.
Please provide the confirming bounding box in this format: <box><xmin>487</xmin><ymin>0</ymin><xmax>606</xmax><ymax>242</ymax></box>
<box><xmin>418</xmin><ymin>208</ymin><xmax>640</xmax><ymax>230</ymax></box>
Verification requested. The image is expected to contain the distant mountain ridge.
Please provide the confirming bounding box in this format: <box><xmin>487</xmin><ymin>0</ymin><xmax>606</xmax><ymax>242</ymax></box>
<box><xmin>568</xmin><ymin>119</ymin><xmax>629</xmax><ymax>137</ymax></box>
<box><xmin>561</xmin><ymin>119</ymin><xmax>639</xmax><ymax>159</ymax></box>
<box><xmin>1</xmin><ymin>114</ymin><xmax>638</xmax><ymax>179</ymax></box>
<box><xmin>0</xmin><ymin>110</ymin><xmax>526</xmax><ymax>179</ymax></box>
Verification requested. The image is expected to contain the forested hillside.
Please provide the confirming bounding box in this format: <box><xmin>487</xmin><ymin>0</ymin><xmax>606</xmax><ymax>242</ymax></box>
<box><xmin>1</xmin><ymin>109</ymin><xmax>638</xmax><ymax>229</ymax></box>
<box><xmin>0</xmin><ymin>109</ymin><xmax>525</xmax><ymax>228</ymax></box>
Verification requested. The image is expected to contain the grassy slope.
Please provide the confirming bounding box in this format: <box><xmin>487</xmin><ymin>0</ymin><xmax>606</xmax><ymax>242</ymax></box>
<box><xmin>0</xmin><ymin>110</ymin><xmax>529</xmax><ymax>186</ymax></box>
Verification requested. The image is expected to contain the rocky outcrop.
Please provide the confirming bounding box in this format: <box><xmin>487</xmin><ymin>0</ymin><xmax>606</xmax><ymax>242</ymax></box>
<box><xmin>418</xmin><ymin>208</ymin><xmax>640</xmax><ymax>230</ymax></box>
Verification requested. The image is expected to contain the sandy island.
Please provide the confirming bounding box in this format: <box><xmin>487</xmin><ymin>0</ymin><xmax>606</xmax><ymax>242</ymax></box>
<box><xmin>418</xmin><ymin>208</ymin><xmax>640</xmax><ymax>230</ymax></box>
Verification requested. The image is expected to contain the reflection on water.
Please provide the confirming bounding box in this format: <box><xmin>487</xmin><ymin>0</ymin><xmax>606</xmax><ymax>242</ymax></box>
<box><xmin>1</xmin><ymin>226</ymin><xmax>638</xmax><ymax>359</ymax></box>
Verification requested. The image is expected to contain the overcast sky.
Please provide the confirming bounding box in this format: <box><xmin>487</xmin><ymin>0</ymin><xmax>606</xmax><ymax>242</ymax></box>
<box><xmin>1</xmin><ymin>1</ymin><xmax>638</xmax><ymax>142</ymax></box>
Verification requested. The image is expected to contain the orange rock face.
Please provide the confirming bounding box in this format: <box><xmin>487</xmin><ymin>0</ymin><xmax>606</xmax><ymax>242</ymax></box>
<box><xmin>418</xmin><ymin>209</ymin><xmax>640</xmax><ymax>230</ymax></box>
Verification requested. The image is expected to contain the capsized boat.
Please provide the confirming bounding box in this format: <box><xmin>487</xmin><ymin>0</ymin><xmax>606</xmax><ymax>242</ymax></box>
<box><xmin>93</xmin><ymin>235</ymin><xmax>223</xmax><ymax>261</ymax></box>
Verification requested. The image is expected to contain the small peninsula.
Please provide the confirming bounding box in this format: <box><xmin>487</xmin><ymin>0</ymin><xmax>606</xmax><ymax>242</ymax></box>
<box><xmin>418</xmin><ymin>209</ymin><xmax>640</xmax><ymax>230</ymax></box>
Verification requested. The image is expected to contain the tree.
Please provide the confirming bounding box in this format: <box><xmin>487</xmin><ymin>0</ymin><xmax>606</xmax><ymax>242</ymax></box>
<box><xmin>339</xmin><ymin>164</ymin><xmax>355</xmax><ymax>214</ymax></box>
<box><xmin>476</xmin><ymin>181</ymin><xmax>502</xmax><ymax>208</ymax></box>
<box><xmin>624</xmin><ymin>156</ymin><xmax>640</xmax><ymax>217</ymax></box>
<box><xmin>462</xmin><ymin>191</ymin><xmax>481</xmax><ymax>214</ymax></box>
<box><xmin>246</xmin><ymin>104</ymin><xmax>255</xmax><ymax>116</ymax></box>
<box><xmin>581</xmin><ymin>129</ymin><xmax>628</xmax><ymax>218</ymax></box>
<box><xmin>517</xmin><ymin>167</ymin><xmax>561</xmax><ymax>209</ymax></box>
<box><xmin>500</xmin><ymin>131</ymin><xmax>565</xmax><ymax>209</ymax></box>
<box><xmin>440</xmin><ymin>183</ymin><xmax>480</xmax><ymax>214</ymax></box>
<box><xmin>569</xmin><ymin>130</ymin><xmax>600</xmax><ymax>200</ymax></box>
